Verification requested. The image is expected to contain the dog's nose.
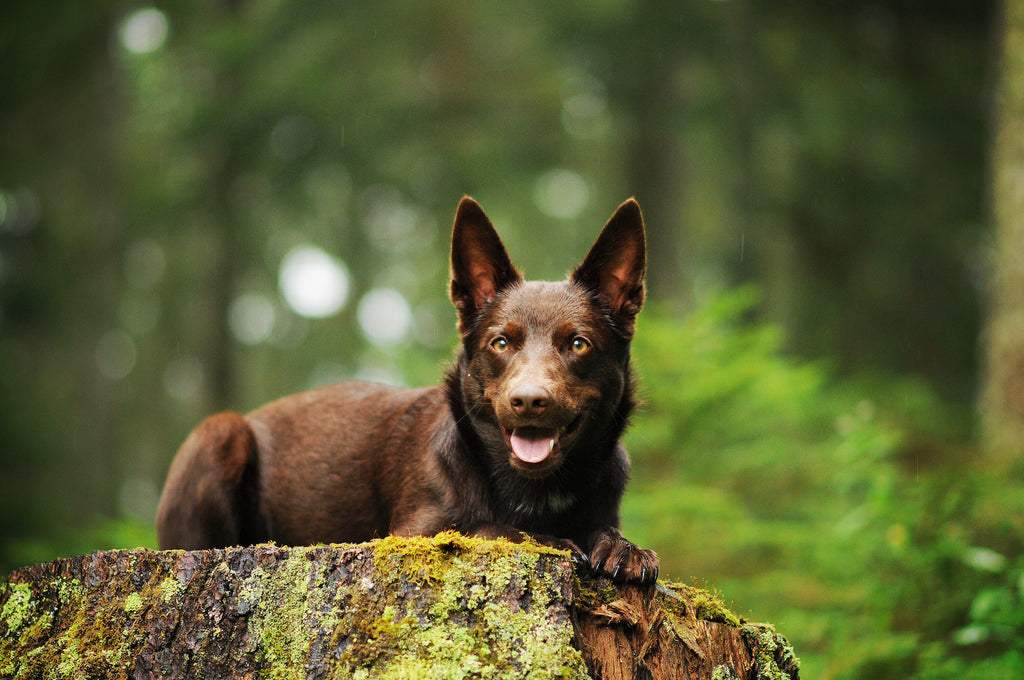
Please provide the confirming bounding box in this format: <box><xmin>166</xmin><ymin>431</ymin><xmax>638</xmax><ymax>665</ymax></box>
<box><xmin>510</xmin><ymin>384</ymin><xmax>550</xmax><ymax>418</ymax></box>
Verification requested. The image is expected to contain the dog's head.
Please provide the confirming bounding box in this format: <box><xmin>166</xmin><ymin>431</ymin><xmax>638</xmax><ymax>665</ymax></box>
<box><xmin>449</xmin><ymin>197</ymin><xmax>646</xmax><ymax>479</ymax></box>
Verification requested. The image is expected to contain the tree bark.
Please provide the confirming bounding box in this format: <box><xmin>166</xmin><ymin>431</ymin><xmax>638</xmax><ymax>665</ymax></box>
<box><xmin>1</xmin><ymin>533</ymin><xmax>798</xmax><ymax>680</ymax></box>
<box><xmin>983</xmin><ymin>0</ymin><xmax>1024</xmax><ymax>462</ymax></box>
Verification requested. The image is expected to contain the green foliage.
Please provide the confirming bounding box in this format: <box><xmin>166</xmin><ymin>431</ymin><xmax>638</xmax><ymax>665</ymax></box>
<box><xmin>630</xmin><ymin>287</ymin><xmax>837</xmax><ymax>489</ymax></box>
<box><xmin>621</xmin><ymin>289</ymin><xmax>1022</xmax><ymax>680</ymax></box>
<box><xmin>4</xmin><ymin>518</ymin><xmax>156</xmax><ymax>577</ymax></box>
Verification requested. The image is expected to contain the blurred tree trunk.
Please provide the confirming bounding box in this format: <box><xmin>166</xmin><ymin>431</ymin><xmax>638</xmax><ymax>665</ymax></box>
<box><xmin>982</xmin><ymin>0</ymin><xmax>1024</xmax><ymax>462</ymax></box>
<box><xmin>0</xmin><ymin>2</ymin><xmax>129</xmax><ymax>531</ymax></box>
<box><xmin>207</xmin><ymin>148</ymin><xmax>243</xmax><ymax>411</ymax></box>
<box><xmin>615</xmin><ymin>0</ymin><xmax>690</xmax><ymax>305</ymax></box>
<box><xmin>630</xmin><ymin>84</ymin><xmax>687</xmax><ymax>303</ymax></box>
<box><xmin>198</xmin><ymin>2</ymin><xmax>248</xmax><ymax>412</ymax></box>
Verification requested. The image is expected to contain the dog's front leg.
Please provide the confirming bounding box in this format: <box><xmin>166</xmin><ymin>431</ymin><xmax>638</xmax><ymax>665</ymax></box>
<box><xmin>587</xmin><ymin>526</ymin><xmax>659</xmax><ymax>584</ymax></box>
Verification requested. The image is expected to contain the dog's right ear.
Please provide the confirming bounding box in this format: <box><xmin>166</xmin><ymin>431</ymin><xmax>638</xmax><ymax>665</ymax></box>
<box><xmin>450</xmin><ymin>196</ymin><xmax>522</xmax><ymax>335</ymax></box>
<box><xmin>572</xmin><ymin>198</ymin><xmax>646</xmax><ymax>337</ymax></box>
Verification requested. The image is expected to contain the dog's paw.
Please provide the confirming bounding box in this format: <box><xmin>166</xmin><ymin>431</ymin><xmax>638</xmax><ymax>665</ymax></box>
<box><xmin>514</xmin><ymin>530</ymin><xmax>590</xmax><ymax>568</ymax></box>
<box><xmin>546</xmin><ymin>536</ymin><xmax>591</xmax><ymax>569</ymax></box>
<box><xmin>588</xmin><ymin>528</ymin><xmax>659</xmax><ymax>585</ymax></box>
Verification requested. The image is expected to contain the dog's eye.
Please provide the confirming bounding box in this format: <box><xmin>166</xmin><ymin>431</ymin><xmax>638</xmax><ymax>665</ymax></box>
<box><xmin>490</xmin><ymin>337</ymin><xmax>509</xmax><ymax>352</ymax></box>
<box><xmin>570</xmin><ymin>337</ymin><xmax>591</xmax><ymax>354</ymax></box>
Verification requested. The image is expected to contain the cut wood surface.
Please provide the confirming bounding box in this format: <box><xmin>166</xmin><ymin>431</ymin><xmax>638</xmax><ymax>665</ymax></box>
<box><xmin>0</xmin><ymin>532</ymin><xmax>799</xmax><ymax>679</ymax></box>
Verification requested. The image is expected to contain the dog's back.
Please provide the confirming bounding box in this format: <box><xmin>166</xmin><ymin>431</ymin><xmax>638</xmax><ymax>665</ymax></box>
<box><xmin>157</xmin><ymin>382</ymin><xmax>445</xmax><ymax>549</ymax></box>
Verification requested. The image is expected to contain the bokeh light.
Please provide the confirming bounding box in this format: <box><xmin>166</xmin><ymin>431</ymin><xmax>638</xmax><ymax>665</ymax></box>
<box><xmin>95</xmin><ymin>330</ymin><xmax>137</xmax><ymax>381</ymax></box>
<box><xmin>533</xmin><ymin>169</ymin><xmax>590</xmax><ymax>220</ymax></box>
<box><xmin>0</xmin><ymin>187</ymin><xmax>41</xmax><ymax>234</ymax></box>
<box><xmin>118</xmin><ymin>477</ymin><xmax>160</xmax><ymax>524</ymax></box>
<box><xmin>119</xmin><ymin>8</ymin><xmax>169</xmax><ymax>55</ymax></box>
<box><xmin>118</xmin><ymin>293</ymin><xmax>161</xmax><ymax>337</ymax></box>
<box><xmin>162</xmin><ymin>355</ymin><xmax>204</xmax><ymax>403</ymax></box>
<box><xmin>357</xmin><ymin>288</ymin><xmax>411</xmax><ymax>347</ymax></box>
<box><xmin>124</xmin><ymin>239</ymin><xmax>166</xmax><ymax>290</ymax></box>
<box><xmin>229</xmin><ymin>292</ymin><xmax>276</xmax><ymax>345</ymax></box>
<box><xmin>278</xmin><ymin>245</ymin><xmax>350</xmax><ymax>319</ymax></box>
<box><xmin>560</xmin><ymin>70</ymin><xmax>610</xmax><ymax>139</ymax></box>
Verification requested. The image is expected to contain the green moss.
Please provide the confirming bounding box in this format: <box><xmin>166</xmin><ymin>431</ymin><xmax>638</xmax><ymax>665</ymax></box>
<box><xmin>158</xmin><ymin>575</ymin><xmax>185</xmax><ymax>603</ymax></box>
<box><xmin>691</xmin><ymin>590</ymin><xmax>742</xmax><ymax>627</ymax></box>
<box><xmin>370</xmin><ymin>531</ymin><xmax>567</xmax><ymax>584</ymax></box>
<box><xmin>237</xmin><ymin>551</ymin><xmax>332</xmax><ymax>678</ymax></box>
<box><xmin>570</xmin><ymin>569</ymin><xmax>620</xmax><ymax>613</ymax></box>
<box><xmin>331</xmin><ymin>533</ymin><xmax>586</xmax><ymax>679</ymax></box>
<box><xmin>1</xmin><ymin>583</ymin><xmax>34</xmax><ymax>633</ymax></box>
<box><xmin>204</xmin><ymin>535</ymin><xmax>584</xmax><ymax>679</ymax></box>
<box><xmin>55</xmin><ymin>637</ymin><xmax>82</xmax><ymax>677</ymax></box>
<box><xmin>3</xmin><ymin>560</ymin><xmax>183</xmax><ymax>678</ymax></box>
<box><xmin>741</xmin><ymin>623</ymin><xmax>800</xmax><ymax>680</ymax></box>
<box><xmin>660</xmin><ymin>581</ymin><xmax>742</xmax><ymax>627</ymax></box>
<box><xmin>50</xmin><ymin>586</ymin><xmax>117</xmax><ymax>676</ymax></box>
<box><xmin>712</xmin><ymin>665</ymin><xmax>740</xmax><ymax>680</ymax></box>
<box><xmin>2</xmin><ymin>581</ymin><xmax>78</xmax><ymax>678</ymax></box>
<box><xmin>1</xmin><ymin>583</ymin><xmax>39</xmax><ymax>676</ymax></box>
<box><xmin>123</xmin><ymin>591</ymin><xmax>144</xmax><ymax>615</ymax></box>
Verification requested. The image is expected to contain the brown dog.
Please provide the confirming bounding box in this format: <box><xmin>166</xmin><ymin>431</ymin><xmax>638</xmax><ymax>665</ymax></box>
<box><xmin>156</xmin><ymin>196</ymin><xmax>659</xmax><ymax>583</ymax></box>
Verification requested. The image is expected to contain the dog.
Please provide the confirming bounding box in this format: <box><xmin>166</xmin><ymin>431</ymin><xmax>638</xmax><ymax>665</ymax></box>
<box><xmin>156</xmin><ymin>196</ymin><xmax>659</xmax><ymax>584</ymax></box>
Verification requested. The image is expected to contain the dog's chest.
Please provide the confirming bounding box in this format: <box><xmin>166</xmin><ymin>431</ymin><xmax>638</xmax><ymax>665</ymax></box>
<box><xmin>511</xmin><ymin>489</ymin><xmax>577</xmax><ymax>519</ymax></box>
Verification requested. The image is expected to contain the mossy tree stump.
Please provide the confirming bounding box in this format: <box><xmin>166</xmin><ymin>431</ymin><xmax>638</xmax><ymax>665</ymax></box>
<box><xmin>0</xmin><ymin>532</ymin><xmax>798</xmax><ymax>679</ymax></box>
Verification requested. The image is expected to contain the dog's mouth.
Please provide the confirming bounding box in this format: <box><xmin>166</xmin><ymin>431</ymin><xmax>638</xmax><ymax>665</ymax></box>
<box><xmin>502</xmin><ymin>415</ymin><xmax>583</xmax><ymax>476</ymax></box>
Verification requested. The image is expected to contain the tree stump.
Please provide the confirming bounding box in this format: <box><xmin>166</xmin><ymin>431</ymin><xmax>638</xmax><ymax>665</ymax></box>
<box><xmin>0</xmin><ymin>532</ymin><xmax>798</xmax><ymax>679</ymax></box>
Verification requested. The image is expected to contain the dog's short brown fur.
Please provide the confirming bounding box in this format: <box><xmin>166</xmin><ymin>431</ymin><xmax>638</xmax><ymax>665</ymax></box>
<box><xmin>156</xmin><ymin>196</ymin><xmax>659</xmax><ymax>583</ymax></box>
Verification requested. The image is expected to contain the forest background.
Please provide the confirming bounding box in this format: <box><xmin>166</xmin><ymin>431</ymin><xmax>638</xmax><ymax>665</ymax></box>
<box><xmin>2</xmin><ymin>1</ymin><xmax>1023</xmax><ymax>678</ymax></box>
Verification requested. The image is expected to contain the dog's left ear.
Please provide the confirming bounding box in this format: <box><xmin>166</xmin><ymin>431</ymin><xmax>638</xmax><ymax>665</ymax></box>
<box><xmin>450</xmin><ymin>196</ymin><xmax>523</xmax><ymax>335</ymax></box>
<box><xmin>572</xmin><ymin>198</ymin><xmax>646</xmax><ymax>335</ymax></box>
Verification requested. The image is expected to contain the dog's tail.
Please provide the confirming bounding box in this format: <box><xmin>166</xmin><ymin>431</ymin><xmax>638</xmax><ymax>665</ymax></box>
<box><xmin>155</xmin><ymin>412</ymin><xmax>263</xmax><ymax>550</ymax></box>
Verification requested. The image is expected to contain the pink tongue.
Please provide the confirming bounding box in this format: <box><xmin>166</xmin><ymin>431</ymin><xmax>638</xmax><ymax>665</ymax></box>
<box><xmin>510</xmin><ymin>428</ymin><xmax>557</xmax><ymax>463</ymax></box>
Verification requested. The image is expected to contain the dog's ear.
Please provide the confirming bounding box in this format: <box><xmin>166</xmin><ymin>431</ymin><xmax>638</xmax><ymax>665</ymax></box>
<box><xmin>450</xmin><ymin>196</ymin><xmax>522</xmax><ymax>335</ymax></box>
<box><xmin>572</xmin><ymin>198</ymin><xmax>646</xmax><ymax>335</ymax></box>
